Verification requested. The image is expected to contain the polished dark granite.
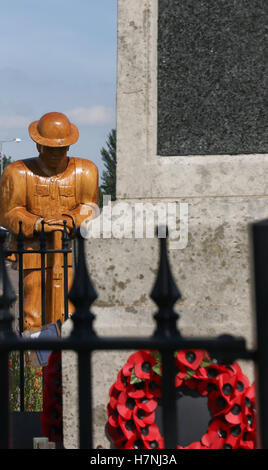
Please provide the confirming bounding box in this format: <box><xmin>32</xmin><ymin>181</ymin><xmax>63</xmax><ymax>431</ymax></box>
<box><xmin>158</xmin><ymin>0</ymin><xmax>268</xmax><ymax>155</ymax></box>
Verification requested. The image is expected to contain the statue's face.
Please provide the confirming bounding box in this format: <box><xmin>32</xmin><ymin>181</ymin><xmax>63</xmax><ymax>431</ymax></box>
<box><xmin>37</xmin><ymin>144</ymin><xmax>69</xmax><ymax>167</ymax></box>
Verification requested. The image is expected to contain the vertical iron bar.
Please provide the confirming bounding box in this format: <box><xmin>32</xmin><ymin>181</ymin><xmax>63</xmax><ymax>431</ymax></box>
<box><xmin>161</xmin><ymin>350</ymin><xmax>178</xmax><ymax>449</ymax></box>
<box><xmin>0</xmin><ymin>352</ymin><xmax>10</xmax><ymax>448</ymax></box>
<box><xmin>39</xmin><ymin>221</ymin><xmax>46</xmax><ymax>393</ymax></box>
<box><xmin>78</xmin><ymin>351</ymin><xmax>93</xmax><ymax>449</ymax></box>
<box><xmin>62</xmin><ymin>221</ymin><xmax>69</xmax><ymax>321</ymax></box>
<box><xmin>0</xmin><ymin>227</ymin><xmax>17</xmax><ymax>448</ymax></box>
<box><xmin>40</xmin><ymin>221</ymin><xmax>46</xmax><ymax>326</ymax></box>
<box><xmin>151</xmin><ymin>227</ymin><xmax>181</xmax><ymax>448</ymax></box>
<box><xmin>251</xmin><ymin>219</ymin><xmax>268</xmax><ymax>449</ymax></box>
<box><xmin>17</xmin><ymin>221</ymin><xmax>25</xmax><ymax>412</ymax></box>
<box><xmin>69</xmin><ymin>229</ymin><xmax>97</xmax><ymax>449</ymax></box>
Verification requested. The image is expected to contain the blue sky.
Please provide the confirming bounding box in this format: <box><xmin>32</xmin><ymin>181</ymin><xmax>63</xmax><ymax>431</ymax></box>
<box><xmin>0</xmin><ymin>0</ymin><xmax>117</xmax><ymax>175</ymax></box>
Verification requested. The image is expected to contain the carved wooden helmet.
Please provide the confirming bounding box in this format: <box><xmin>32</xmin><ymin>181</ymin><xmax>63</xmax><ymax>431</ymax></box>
<box><xmin>28</xmin><ymin>112</ymin><xmax>79</xmax><ymax>147</ymax></box>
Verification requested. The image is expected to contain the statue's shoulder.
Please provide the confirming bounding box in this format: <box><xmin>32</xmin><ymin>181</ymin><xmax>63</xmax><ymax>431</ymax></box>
<box><xmin>2</xmin><ymin>159</ymin><xmax>28</xmax><ymax>177</ymax></box>
<box><xmin>71</xmin><ymin>157</ymin><xmax>98</xmax><ymax>176</ymax></box>
<box><xmin>6</xmin><ymin>158</ymin><xmax>37</xmax><ymax>171</ymax></box>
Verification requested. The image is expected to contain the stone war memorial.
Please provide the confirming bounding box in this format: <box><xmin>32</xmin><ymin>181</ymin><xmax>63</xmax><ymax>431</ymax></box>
<box><xmin>1</xmin><ymin>0</ymin><xmax>268</xmax><ymax>451</ymax></box>
<box><xmin>61</xmin><ymin>0</ymin><xmax>266</xmax><ymax>449</ymax></box>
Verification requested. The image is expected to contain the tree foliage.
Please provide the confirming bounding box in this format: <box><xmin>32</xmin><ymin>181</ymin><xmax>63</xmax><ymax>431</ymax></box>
<box><xmin>99</xmin><ymin>129</ymin><xmax>116</xmax><ymax>206</ymax></box>
<box><xmin>0</xmin><ymin>155</ymin><xmax>12</xmax><ymax>176</ymax></box>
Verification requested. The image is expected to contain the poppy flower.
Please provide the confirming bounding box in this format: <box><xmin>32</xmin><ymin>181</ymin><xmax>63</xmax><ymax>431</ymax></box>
<box><xmin>132</xmin><ymin>351</ymin><xmax>156</xmax><ymax>381</ymax></box>
<box><xmin>126</xmin><ymin>350</ymin><xmax>153</xmax><ymax>369</ymax></box>
<box><xmin>194</xmin><ymin>367</ymin><xmax>211</xmax><ymax>380</ymax></box>
<box><xmin>184</xmin><ymin>377</ymin><xmax>199</xmax><ymax>390</ymax></box>
<box><xmin>107</xmin><ymin>403</ymin><xmax>119</xmax><ymax>428</ymax></box>
<box><xmin>41</xmin><ymin>420</ymin><xmax>62</xmax><ymax>442</ymax></box>
<box><xmin>108</xmin><ymin>394</ymin><xmax>120</xmax><ymax>427</ymax></box>
<box><xmin>201</xmin><ymin>418</ymin><xmax>230</xmax><ymax>448</ymax></box>
<box><xmin>124</xmin><ymin>435</ymin><xmax>146</xmax><ymax>449</ymax></box>
<box><xmin>133</xmin><ymin>406</ymin><xmax>155</xmax><ymax>428</ymax></box>
<box><xmin>208</xmin><ymin>391</ymin><xmax>231</xmax><ymax>416</ymax></box>
<box><xmin>41</xmin><ymin>351</ymin><xmax>63</xmax><ymax>442</ymax></box>
<box><xmin>192</xmin><ymin>352</ymin><xmax>213</xmax><ymax>379</ymax></box>
<box><xmin>106</xmin><ymin>422</ymin><xmax>126</xmax><ymax>448</ymax></box>
<box><xmin>244</xmin><ymin>383</ymin><xmax>255</xmax><ymax>407</ymax></box>
<box><xmin>218</xmin><ymin>373</ymin><xmax>237</xmax><ymax>403</ymax></box>
<box><xmin>231</xmin><ymin>365</ymin><xmax>249</xmax><ymax>395</ymax></box>
<box><xmin>177</xmin><ymin>350</ymin><xmax>204</xmax><ymax>370</ymax></box>
<box><xmin>138</xmin><ymin>423</ymin><xmax>162</xmax><ymax>444</ymax></box>
<box><xmin>239</xmin><ymin>430</ymin><xmax>255</xmax><ymax>449</ymax></box>
<box><xmin>224</xmin><ymin>423</ymin><xmax>246</xmax><ymax>449</ymax></box>
<box><xmin>118</xmin><ymin>415</ymin><xmax>138</xmax><ymax>440</ymax></box>
<box><xmin>175</xmin><ymin>364</ymin><xmax>187</xmax><ymax>386</ymax></box>
<box><xmin>123</xmin><ymin>361</ymin><xmax>134</xmax><ymax>377</ymax></box>
<box><xmin>144</xmin><ymin>437</ymin><xmax>164</xmax><ymax>449</ymax></box>
<box><xmin>197</xmin><ymin>378</ymin><xmax>218</xmax><ymax>396</ymax></box>
<box><xmin>225</xmin><ymin>397</ymin><xmax>244</xmax><ymax>425</ymax></box>
<box><xmin>244</xmin><ymin>411</ymin><xmax>255</xmax><ymax>433</ymax></box>
<box><xmin>175</xmin><ymin>375</ymin><xmax>183</xmax><ymax>387</ymax></box>
<box><xmin>109</xmin><ymin>383</ymin><xmax>121</xmax><ymax>402</ymax></box>
<box><xmin>137</xmin><ymin>396</ymin><xmax>158</xmax><ymax>414</ymax></box>
<box><xmin>109</xmin><ymin>383</ymin><xmax>116</xmax><ymax>397</ymax></box>
<box><xmin>114</xmin><ymin>438</ymin><xmax>127</xmax><ymax>449</ymax></box>
<box><xmin>41</xmin><ymin>402</ymin><xmax>63</xmax><ymax>442</ymax></box>
<box><xmin>108</xmin><ymin>395</ymin><xmax>118</xmax><ymax>411</ymax></box>
<box><xmin>144</xmin><ymin>375</ymin><xmax>162</xmax><ymax>399</ymax></box>
<box><xmin>203</xmin><ymin>362</ymin><xmax>229</xmax><ymax>380</ymax></box>
<box><xmin>128</xmin><ymin>380</ymin><xmax>147</xmax><ymax>399</ymax></box>
<box><xmin>114</xmin><ymin>370</ymin><xmax>130</xmax><ymax>392</ymax></box>
<box><xmin>117</xmin><ymin>391</ymin><xmax>137</xmax><ymax>420</ymax></box>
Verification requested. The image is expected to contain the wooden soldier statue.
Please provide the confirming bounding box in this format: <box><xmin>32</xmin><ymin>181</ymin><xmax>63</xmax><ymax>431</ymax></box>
<box><xmin>0</xmin><ymin>111</ymin><xmax>98</xmax><ymax>331</ymax></box>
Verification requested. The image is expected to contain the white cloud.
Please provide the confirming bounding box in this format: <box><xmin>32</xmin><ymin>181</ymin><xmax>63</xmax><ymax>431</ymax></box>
<box><xmin>66</xmin><ymin>106</ymin><xmax>114</xmax><ymax>126</ymax></box>
<box><xmin>0</xmin><ymin>115</ymin><xmax>30</xmax><ymax>129</ymax></box>
<box><xmin>0</xmin><ymin>105</ymin><xmax>115</xmax><ymax>131</ymax></box>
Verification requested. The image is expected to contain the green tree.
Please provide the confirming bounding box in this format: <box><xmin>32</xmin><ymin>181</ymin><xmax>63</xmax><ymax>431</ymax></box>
<box><xmin>0</xmin><ymin>154</ymin><xmax>12</xmax><ymax>176</ymax></box>
<box><xmin>99</xmin><ymin>129</ymin><xmax>116</xmax><ymax>206</ymax></box>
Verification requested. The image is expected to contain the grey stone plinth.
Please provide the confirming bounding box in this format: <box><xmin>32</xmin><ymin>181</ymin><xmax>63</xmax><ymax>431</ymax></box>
<box><xmin>62</xmin><ymin>196</ymin><xmax>258</xmax><ymax>448</ymax></box>
<box><xmin>61</xmin><ymin>0</ymin><xmax>261</xmax><ymax>448</ymax></box>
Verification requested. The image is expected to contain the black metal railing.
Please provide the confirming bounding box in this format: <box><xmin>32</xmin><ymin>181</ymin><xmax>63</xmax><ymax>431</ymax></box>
<box><xmin>6</xmin><ymin>221</ymin><xmax>72</xmax><ymax>412</ymax></box>
<box><xmin>0</xmin><ymin>219</ymin><xmax>267</xmax><ymax>449</ymax></box>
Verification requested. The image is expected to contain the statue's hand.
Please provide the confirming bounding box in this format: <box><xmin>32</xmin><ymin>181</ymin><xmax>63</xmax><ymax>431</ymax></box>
<box><xmin>45</xmin><ymin>223</ymin><xmax>65</xmax><ymax>232</ymax></box>
<box><xmin>35</xmin><ymin>220</ymin><xmax>64</xmax><ymax>233</ymax></box>
<box><xmin>35</xmin><ymin>216</ymin><xmax>74</xmax><ymax>234</ymax></box>
<box><xmin>44</xmin><ymin>217</ymin><xmax>73</xmax><ymax>233</ymax></box>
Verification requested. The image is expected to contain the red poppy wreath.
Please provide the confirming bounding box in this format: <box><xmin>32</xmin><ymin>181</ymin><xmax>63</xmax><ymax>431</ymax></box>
<box><xmin>106</xmin><ymin>350</ymin><xmax>256</xmax><ymax>449</ymax></box>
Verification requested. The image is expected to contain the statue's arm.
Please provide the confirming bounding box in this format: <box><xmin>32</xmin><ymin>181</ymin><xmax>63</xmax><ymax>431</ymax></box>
<box><xmin>62</xmin><ymin>160</ymin><xmax>99</xmax><ymax>227</ymax></box>
<box><xmin>0</xmin><ymin>163</ymin><xmax>40</xmax><ymax>237</ymax></box>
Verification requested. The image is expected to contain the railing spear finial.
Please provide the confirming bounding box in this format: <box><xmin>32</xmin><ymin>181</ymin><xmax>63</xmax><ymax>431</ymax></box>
<box><xmin>69</xmin><ymin>227</ymin><xmax>97</xmax><ymax>338</ymax></box>
<box><xmin>151</xmin><ymin>225</ymin><xmax>181</xmax><ymax>337</ymax></box>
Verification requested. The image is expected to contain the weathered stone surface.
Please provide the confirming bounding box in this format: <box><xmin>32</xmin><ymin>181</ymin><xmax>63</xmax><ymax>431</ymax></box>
<box><xmin>62</xmin><ymin>0</ymin><xmax>260</xmax><ymax>448</ymax></box>
<box><xmin>116</xmin><ymin>0</ymin><xmax>268</xmax><ymax>200</ymax></box>
<box><xmin>62</xmin><ymin>196</ymin><xmax>259</xmax><ymax>447</ymax></box>
<box><xmin>85</xmin><ymin>197</ymin><xmax>260</xmax><ymax>347</ymax></box>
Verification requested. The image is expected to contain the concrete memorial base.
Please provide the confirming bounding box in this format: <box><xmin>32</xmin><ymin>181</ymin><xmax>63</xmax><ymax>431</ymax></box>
<box><xmin>62</xmin><ymin>195</ymin><xmax>258</xmax><ymax>448</ymax></box>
